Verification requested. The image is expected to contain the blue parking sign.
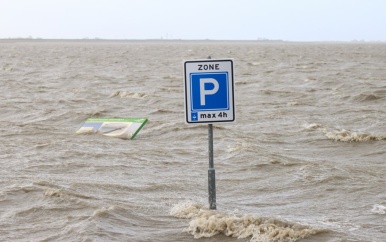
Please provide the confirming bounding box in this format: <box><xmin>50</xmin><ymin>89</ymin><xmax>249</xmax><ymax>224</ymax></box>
<box><xmin>190</xmin><ymin>72</ymin><xmax>229</xmax><ymax>111</ymax></box>
<box><xmin>184</xmin><ymin>59</ymin><xmax>235</xmax><ymax>124</ymax></box>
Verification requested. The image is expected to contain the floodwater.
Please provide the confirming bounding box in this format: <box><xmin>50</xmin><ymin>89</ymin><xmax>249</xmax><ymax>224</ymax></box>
<box><xmin>1</xmin><ymin>40</ymin><xmax>386</xmax><ymax>242</ymax></box>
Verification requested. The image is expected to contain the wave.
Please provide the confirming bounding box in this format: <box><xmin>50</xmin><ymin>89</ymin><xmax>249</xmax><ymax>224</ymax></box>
<box><xmin>34</xmin><ymin>181</ymin><xmax>95</xmax><ymax>200</ymax></box>
<box><xmin>303</xmin><ymin>123</ymin><xmax>323</xmax><ymax>131</ymax></box>
<box><xmin>170</xmin><ymin>200</ymin><xmax>324</xmax><ymax>242</ymax></box>
<box><xmin>303</xmin><ymin>123</ymin><xmax>386</xmax><ymax>142</ymax></box>
<box><xmin>352</xmin><ymin>93</ymin><xmax>381</xmax><ymax>102</ymax></box>
<box><xmin>110</xmin><ymin>90</ymin><xmax>148</xmax><ymax>99</ymax></box>
<box><xmin>371</xmin><ymin>204</ymin><xmax>386</xmax><ymax>215</ymax></box>
<box><xmin>324</xmin><ymin>129</ymin><xmax>385</xmax><ymax>142</ymax></box>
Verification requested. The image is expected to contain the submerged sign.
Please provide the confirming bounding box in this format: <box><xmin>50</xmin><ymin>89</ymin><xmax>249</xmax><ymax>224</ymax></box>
<box><xmin>184</xmin><ymin>59</ymin><xmax>235</xmax><ymax>124</ymax></box>
<box><xmin>76</xmin><ymin>118</ymin><xmax>147</xmax><ymax>139</ymax></box>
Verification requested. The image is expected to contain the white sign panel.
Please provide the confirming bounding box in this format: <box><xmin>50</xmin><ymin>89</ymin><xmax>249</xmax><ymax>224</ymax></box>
<box><xmin>184</xmin><ymin>59</ymin><xmax>235</xmax><ymax>124</ymax></box>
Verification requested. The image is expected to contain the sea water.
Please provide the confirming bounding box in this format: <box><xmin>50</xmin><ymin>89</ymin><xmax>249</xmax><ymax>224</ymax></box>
<box><xmin>1</xmin><ymin>40</ymin><xmax>386</xmax><ymax>241</ymax></box>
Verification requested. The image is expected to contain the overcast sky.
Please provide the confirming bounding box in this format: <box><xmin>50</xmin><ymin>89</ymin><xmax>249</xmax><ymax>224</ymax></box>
<box><xmin>1</xmin><ymin>0</ymin><xmax>385</xmax><ymax>41</ymax></box>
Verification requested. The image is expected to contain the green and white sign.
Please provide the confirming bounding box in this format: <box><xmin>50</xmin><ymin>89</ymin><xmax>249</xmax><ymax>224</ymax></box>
<box><xmin>76</xmin><ymin>118</ymin><xmax>147</xmax><ymax>140</ymax></box>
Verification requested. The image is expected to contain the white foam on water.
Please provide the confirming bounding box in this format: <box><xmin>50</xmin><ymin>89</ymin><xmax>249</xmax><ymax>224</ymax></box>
<box><xmin>110</xmin><ymin>90</ymin><xmax>148</xmax><ymax>99</ymax></box>
<box><xmin>303</xmin><ymin>123</ymin><xmax>323</xmax><ymax>131</ymax></box>
<box><xmin>170</xmin><ymin>201</ymin><xmax>322</xmax><ymax>242</ymax></box>
<box><xmin>371</xmin><ymin>204</ymin><xmax>386</xmax><ymax>215</ymax></box>
<box><xmin>302</xmin><ymin>123</ymin><xmax>385</xmax><ymax>142</ymax></box>
<box><xmin>324</xmin><ymin>129</ymin><xmax>384</xmax><ymax>142</ymax></box>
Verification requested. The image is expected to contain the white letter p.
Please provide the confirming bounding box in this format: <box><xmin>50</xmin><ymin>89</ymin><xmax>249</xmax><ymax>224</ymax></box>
<box><xmin>200</xmin><ymin>78</ymin><xmax>219</xmax><ymax>106</ymax></box>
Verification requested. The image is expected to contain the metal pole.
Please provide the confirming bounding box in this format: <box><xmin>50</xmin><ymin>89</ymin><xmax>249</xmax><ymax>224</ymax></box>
<box><xmin>205</xmin><ymin>55</ymin><xmax>216</xmax><ymax>210</ymax></box>
<box><xmin>208</xmin><ymin>123</ymin><xmax>216</xmax><ymax>209</ymax></box>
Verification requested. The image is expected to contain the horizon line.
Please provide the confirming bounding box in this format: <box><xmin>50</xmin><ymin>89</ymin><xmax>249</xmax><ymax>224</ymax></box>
<box><xmin>1</xmin><ymin>37</ymin><xmax>385</xmax><ymax>43</ymax></box>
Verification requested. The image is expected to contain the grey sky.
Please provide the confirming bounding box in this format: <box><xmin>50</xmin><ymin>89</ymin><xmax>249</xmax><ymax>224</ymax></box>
<box><xmin>1</xmin><ymin>0</ymin><xmax>385</xmax><ymax>41</ymax></box>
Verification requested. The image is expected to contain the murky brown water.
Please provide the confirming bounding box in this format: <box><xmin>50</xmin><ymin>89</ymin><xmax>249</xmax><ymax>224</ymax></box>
<box><xmin>1</xmin><ymin>40</ymin><xmax>386</xmax><ymax>242</ymax></box>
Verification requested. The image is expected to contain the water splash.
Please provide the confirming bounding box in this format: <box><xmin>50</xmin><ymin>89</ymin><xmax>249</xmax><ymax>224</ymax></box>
<box><xmin>303</xmin><ymin>123</ymin><xmax>386</xmax><ymax>142</ymax></box>
<box><xmin>170</xmin><ymin>201</ymin><xmax>323</xmax><ymax>242</ymax></box>
<box><xmin>371</xmin><ymin>204</ymin><xmax>386</xmax><ymax>215</ymax></box>
<box><xmin>324</xmin><ymin>129</ymin><xmax>385</xmax><ymax>142</ymax></box>
<box><xmin>110</xmin><ymin>90</ymin><xmax>148</xmax><ymax>99</ymax></box>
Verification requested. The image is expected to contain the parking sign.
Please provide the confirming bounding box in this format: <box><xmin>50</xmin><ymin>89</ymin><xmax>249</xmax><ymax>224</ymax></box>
<box><xmin>184</xmin><ymin>59</ymin><xmax>235</xmax><ymax>124</ymax></box>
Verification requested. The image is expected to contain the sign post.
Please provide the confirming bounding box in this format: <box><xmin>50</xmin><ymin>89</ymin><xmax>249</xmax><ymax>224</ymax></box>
<box><xmin>184</xmin><ymin>58</ymin><xmax>235</xmax><ymax>209</ymax></box>
<box><xmin>208</xmin><ymin>123</ymin><xmax>216</xmax><ymax>209</ymax></box>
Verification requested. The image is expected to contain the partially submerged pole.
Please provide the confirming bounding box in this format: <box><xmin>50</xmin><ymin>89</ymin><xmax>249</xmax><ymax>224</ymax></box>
<box><xmin>184</xmin><ymin>56</ymin><xmax>234</xmax><ymax>211</ymax></box>
<box><xmin>207</xmin><ymin>55</ymin><xmax>216</xmax><ymax>210</ymax></box>
<box><xmin>208</xmin><ymin>123</ymin><xmax>216</xmax><ymax>209</ymax></box>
